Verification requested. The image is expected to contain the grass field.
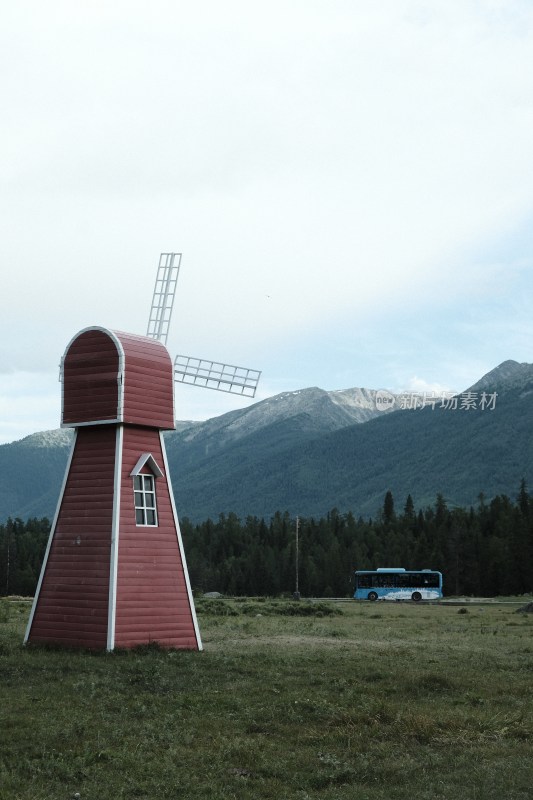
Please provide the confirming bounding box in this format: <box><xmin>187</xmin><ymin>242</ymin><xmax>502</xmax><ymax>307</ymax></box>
<box><xmin>1</xmin><ymin>596</ymin><xmax>532</xmax><ymax>800</ymax></box>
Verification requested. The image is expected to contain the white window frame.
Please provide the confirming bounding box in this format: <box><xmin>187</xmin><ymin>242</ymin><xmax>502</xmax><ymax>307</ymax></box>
<box><xmin>133</xmin><ymin>474</ymin><xmax>158</xmax><ymax>527</ymax></box>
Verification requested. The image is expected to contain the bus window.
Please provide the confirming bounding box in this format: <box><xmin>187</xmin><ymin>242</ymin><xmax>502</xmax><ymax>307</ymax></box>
<box><xmin>397</xmin><ymin>573</ymin><xmax>411</xmax><ymax>588</ymax></box>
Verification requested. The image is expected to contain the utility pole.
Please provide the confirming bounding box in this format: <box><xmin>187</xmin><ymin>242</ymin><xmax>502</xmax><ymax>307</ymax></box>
<box><xmin>5</xmin><ymin>526</ymin><xmax>10</xmax><ymax>596</ymax></box>
<box><xmin>293</xmin><ymin>516</ymin><xmax>300</xmax><ymax>600</ymax></box>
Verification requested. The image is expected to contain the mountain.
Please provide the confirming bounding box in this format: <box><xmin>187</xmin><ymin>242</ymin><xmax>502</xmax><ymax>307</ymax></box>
<box><xmin>468</xmin><ymin>359</ymin><xmax>533</xmax><ymax>392</ymax></box>
<box><xmin>0</xmin><ymin>429</ymin><xmax>73</xmax><ymax>521</ymax></box>
<box><xmin>0</xmin><ymin>386</ymin><xmax>396</xmax><ymax>522</ymax></box>
<box><xmin>1</xmin><ymin>362</ymin><xmax>532</xmax><ymax>523</ymax></box>
<box><xmin>163</xmin><ymin>386</ymin><xmax>399</xmax><ymax>472</ymax></box>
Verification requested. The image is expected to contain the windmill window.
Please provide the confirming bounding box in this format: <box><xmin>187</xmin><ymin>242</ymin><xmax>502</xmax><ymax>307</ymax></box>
<box><xmin>134</xmin><ymin>475</ymin><xmax>158</xmax><ymax>526</ymax></box>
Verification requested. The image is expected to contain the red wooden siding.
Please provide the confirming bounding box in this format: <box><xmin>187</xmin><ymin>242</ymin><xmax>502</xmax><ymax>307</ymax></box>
<box><xmin>117</xmin><ymin>331</ymin><xmax>175</xmax><ymax>430</ymax></box>
<box><xmin>114</xmin><ymin>426</ymin><xmax>199</xmax><ymax>649</ymax></box>
<box><xmin>62</xmin><ymin>329</ymin><xmax>120</xmax><ymax>425</ymax></box>
<box><xmin>27</xmin><ymin>426</ymin><xmax>117</xmax><ymax>649</ymax></box>
<box><xmin>62</xmin><ymin>327</ymin><xmax>175</xmax><ymax>430</ymax></box>
<box><xmin>28</xmin><ymin>322</ymin><xmax>195</xmax><ymax>651</ymax></box>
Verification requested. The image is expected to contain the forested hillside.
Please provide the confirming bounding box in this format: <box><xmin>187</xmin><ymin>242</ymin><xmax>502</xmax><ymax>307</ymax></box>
<box><xmin>2</xmin><ymin>362</ymin><xmax>533</xmax><ymax>524</ymax></box>
<box><xmin>171</xmin><ymin>371</ymin><xmax>533</xmax><ymax>520</ymax></box>
<box><xmin>2</xmin><ymin>484</ymin><xmax>532</xmax><ymax>599</ymax></box>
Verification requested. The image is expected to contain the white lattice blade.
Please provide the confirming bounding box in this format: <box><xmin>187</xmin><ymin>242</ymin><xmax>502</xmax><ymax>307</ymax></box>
<box><xmin>174</xmin><ymin>355</ymin><xmax>261</xmax><ymax>398</ymax></box>
<box><xmin>146</xmin><ymin>253</ymin><xmax>181</xmax><ymax>344</ymax></box>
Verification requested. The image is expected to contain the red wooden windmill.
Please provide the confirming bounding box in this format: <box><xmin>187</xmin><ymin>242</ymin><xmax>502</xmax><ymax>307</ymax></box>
<box><xmin>24</xmin><ymin>254</ymin><xmax>260</xmax><ymax>650</ymax></box>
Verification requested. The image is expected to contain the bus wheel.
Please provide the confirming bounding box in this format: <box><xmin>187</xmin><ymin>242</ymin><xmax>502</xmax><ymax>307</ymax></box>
<box><xmin>368</xmin><ymin>592</ymin><xmax>378</xmax><ymax>601</ymax></box>
<box><xmin>411</xmin><ymin>592</ymin><xmax>422</xmax><ymax>602</ymax></box>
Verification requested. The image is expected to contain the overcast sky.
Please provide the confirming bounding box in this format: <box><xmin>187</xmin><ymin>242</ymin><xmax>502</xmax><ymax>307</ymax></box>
<box><xmin>1</xmin><ymin>0</ymin><xmax>533</xmax><ymax>444</ymax></box>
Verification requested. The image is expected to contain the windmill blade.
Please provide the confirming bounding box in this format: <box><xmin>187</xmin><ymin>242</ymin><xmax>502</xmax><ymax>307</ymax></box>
<box><xmin>146</xmin><ymin>253</ymin><xmax>182</xmax><ymax>345</ymax></box>
<box><xmin>174</xmin><ymin>355</ymin><xmax>261</xmax><ymax>398</ymax></box>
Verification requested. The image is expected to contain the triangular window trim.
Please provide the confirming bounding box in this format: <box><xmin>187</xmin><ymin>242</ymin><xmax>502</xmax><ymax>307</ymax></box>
<box><xmin>130</xmin><ymin>453</ymin><xmax>164</xmax><ymax>479</ymax></box>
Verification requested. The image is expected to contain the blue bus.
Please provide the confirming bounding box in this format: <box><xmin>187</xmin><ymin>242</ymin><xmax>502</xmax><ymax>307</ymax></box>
<box><xmin>354</xmin><ymin>568</ymin><xmax>443</xmax><ymax>601</ymax></box>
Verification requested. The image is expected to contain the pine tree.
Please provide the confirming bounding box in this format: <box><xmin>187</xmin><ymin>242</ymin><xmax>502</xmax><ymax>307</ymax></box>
<box><xmin>383</xmin><ymin>491</ymin><xmax>395</xmax><ymax>523</ymax></box>
<box><xmin>518</xmin><ymin>478</ymin><xmax>530</xmax><ymax>518</ymax></box>
<box><xmin>403</xmin><ymin>494</ymin><xmax>415</xmax><ymax>520</ymax></box>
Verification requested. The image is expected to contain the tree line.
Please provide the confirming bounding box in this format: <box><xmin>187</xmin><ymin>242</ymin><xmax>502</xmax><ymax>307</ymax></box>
<box><xmin>0</xmin><ymin>517</ymin><xmax>51</xmax><ymax>598</ymax></box>
<box><xmin>2</xmin><ymin>483</ymin><xmax>533</xmax><ymax>598</ymax></box>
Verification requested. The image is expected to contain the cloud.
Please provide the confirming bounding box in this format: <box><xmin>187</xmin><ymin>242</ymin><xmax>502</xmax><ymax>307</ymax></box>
<box><xmin>404</xmin><ymin>375</ymin><xmax>456</xmax><ymax>395</ymax></box>
<box><xmin>1</xmin><ymin>1</ymin><xmax>533</xmax><ymax>440</ymax></box>
<box><xmin>0</xmin><ymin>372</ymin><xmax>60</xmax><ymax>445</ymax></box>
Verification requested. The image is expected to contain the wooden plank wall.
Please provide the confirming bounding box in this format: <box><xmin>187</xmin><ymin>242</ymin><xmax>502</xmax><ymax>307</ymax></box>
<box><xmin>119</xmin><ymin>332</ymin><xmax>175</xmax><ymax>430</ymax></box>
<box><xmin>114</xmin><ymin>426</ymin><xmax>199</xmax><ymax>649</ymax></box>
<box><xmin>62</xmin><ymin>330</ymin><xmax>120</xmax><ymax>425</ymax></box>
<box><xmin>27</xmin><ymin>426</ymin><xmax>116</xmax><ymax>648</ymax></box>
<box><xmin>62</xmin><ymin>328</ymin><xmax>175</xmax><ymax>430</ymax></box>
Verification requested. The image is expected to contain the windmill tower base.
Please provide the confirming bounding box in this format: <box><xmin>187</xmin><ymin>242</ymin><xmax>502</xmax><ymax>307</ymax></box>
<box><xmin>25</xmin><ymin>424</ymin><xmax>201</xmax><ymax>651</ymax></box>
